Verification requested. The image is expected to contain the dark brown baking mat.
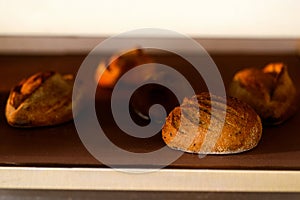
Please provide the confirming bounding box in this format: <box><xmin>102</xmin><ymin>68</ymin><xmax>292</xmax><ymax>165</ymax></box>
<box><xmin>0</xmin><ymin>54</ymin><xmax>299</xmax><ymax>169</ymax></box>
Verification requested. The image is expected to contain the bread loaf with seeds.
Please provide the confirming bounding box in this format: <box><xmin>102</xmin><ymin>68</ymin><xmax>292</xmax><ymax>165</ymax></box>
<box><xmin>162</xmin><ymin>92</ymin><xmax>262</xmax><ymax>154</ymax></box>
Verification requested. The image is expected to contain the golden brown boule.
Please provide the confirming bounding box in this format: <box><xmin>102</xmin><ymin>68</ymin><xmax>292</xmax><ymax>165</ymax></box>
<box><xmin>162</xmin><ymin>92</ymin><xmax>262</xmax><ymax>154</ymax></box>
<box><xmin>229</xmin><ymin>63</ymin><xmax>298</xmax><ymax>125</ymax></box>
<box><xmin>95</xmin><ymin>48</ymin><xmax>154</xmax><ymax>88</ymax></box>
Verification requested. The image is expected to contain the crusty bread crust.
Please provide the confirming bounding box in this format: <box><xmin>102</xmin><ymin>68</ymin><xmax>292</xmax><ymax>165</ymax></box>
<box><xmin>6</xmin><ymin>72</ymin><xmax>74</xmax><ymax>127</ymax></box>
<box><xmin>229</xmin><ymin>63</ymin><xmax>298</xmax><ymax>125</ymax></box>
<box><xmin>162</xmin><ymin>92</ymin><xmax>262</xmax><ymax>154</ymax></box>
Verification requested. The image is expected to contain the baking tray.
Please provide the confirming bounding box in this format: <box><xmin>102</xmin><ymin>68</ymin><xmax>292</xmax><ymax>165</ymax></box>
<box><xmin>0</xmin><ymin>53</ymin><xmax>299</xmax><ymax>170</ymax></box>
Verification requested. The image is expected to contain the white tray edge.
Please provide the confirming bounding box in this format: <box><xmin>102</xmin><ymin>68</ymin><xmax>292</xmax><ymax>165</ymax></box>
<box><xmin>0</xmin><ymin>167</ymin><xmax>299</xmax><ymax>192</ymax></box>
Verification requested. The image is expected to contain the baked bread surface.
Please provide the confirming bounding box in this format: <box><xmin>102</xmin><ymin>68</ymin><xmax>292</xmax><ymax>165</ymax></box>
<box><xmin>96</xmin><ymin>48</ymin><xmax>154</xmax><ymax>88</ymax></box>
<box><xmin>229</xmin><ymin>63</ymin><xmax>298</xmax><ymax>125</ymax></box>
<box><xmin>6</xmin><ymin>72</ymin><xmax>74</xmax><ymax>127</ymax></box>
<box><xmin>162</xmin><ymin>92</ymin><xmax>262</xmax><ymax>154</ymax></box>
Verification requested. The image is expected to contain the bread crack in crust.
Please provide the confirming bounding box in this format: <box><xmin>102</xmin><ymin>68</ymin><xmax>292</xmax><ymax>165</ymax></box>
<box><xmin>6</xmin><ymin>72</ymin><xmax>75</xmax><ymax>128</ymax></box>
<box><xmin>229</xmin><ymin>63</ymin><xmax>298</xmax><ymax>125</ymax></box>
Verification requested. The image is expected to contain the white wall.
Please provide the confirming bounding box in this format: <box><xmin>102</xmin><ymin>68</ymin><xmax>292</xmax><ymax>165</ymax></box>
<box><xmin>0</xmin><ymin>0</ymin><xmax>300</xmax><ymax>38</ymax></box>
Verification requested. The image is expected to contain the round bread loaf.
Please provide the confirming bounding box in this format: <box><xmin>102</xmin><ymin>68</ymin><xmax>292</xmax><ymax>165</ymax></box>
<box><xmin>229</xmin><ymin>63</ymin><xmax>298</xmax><ymax>125</ymax></box>
<box><xmin>162</xmin><ymin>92</ymin><xmax>262</xmax><ymax>154</ymax></box>
<box><xmin>96</xmin><ymin>48</ymin><xmax>154</xmax><ymax>88</ymax></box>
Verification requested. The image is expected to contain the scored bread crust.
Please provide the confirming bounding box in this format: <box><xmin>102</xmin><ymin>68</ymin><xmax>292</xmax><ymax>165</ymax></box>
<box><xmin>5</xmin><ymin>72</ymin><xmax>74</xmax><ymax>127</ymax></box>
<box><xmin>229</xmin><ymin>63</ymin><xmax>298</xmax><ymax>125</ymax></box>
<box><xmin>162</xmin><ymin>92</ymin><xmax>262</xmax><ymax>154</ymax></box>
